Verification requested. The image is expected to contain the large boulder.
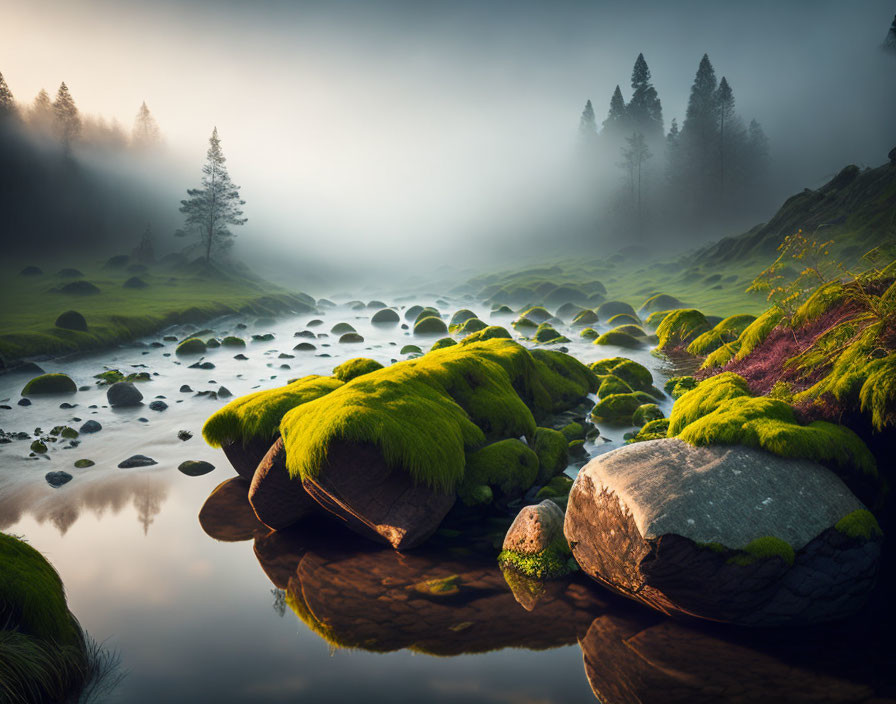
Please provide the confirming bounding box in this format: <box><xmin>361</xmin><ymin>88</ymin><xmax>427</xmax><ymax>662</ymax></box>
<box><xmin>221</xmin><ymin>436</ymin><xmax>278</xmax><ymax>480</ymax></box>
<box><xmin>249</xmin><ymin>437</ymin><xmax>320</xmax><ymax>530</ymax></box>
<box><xmin>564</xmin><ymin>438</ymin><xmax>882</xmax><ymax>626</ymax></box>
<box><xmin>301</xmin><ymin>441</ymin><xmax>456</xmax><ymax>550</ymax></box>
<box><xmin>107</xmin><ymin>381</ymin><xmax>143</xmax><ymax>407</ymax></box>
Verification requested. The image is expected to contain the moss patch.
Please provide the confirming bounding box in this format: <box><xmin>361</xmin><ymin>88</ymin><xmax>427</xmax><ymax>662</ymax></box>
<box><xmin>594</xmin><ymin>330</ymin><xmax>644</xmax><ymax>348</ymax></box>
<box><xmin>332</xmin><ymin>358</ymin><xmax>384</xmax><ymax>382</ymax></box>
<box><xmin>431</xmin><ymin>337</ymin><xmax>458</xmax><ymax>351</ymax></box>
<box><xmin>592</xmin><ymin>392</ymin><xmax>654</xmax><ymax>425</ymax></box>
<box><xmin>458</xmin><ymin>438</ymin><xmax>539</xmax><ymax>504</ymax></box>
<box><xmin>460</xmin><ymin>325</ymin><xmax>512</xmax><ymax>345</ymax></box>
<box><xmin>498</xmin><ymin>537</ymin><xmax>573</xmax><ymax>579</ymax></box>
<box><xmin>532</xmin><ymin>323</ymin><xmax>570</xmax><ymax>344</ymax></box>
<box><xmin>834</xmin><ymin>509</ymin><xmax>883</xmax><ymax>540</ymax></box>
<box><xmin>656</xmin><ymin>309</ymin><xmax>711</xmax><ymax>350</ymax></box>
<box><xmin>727</xmin><ymin>536</ymin><xmax>795</xmax><ymax>567</ymax></box>
<box><xmin>175</xmin><ymin>337</ymin><xmax>207</xmax><ymax>356</ymax></box>
<box><xmin>21</xmin><ymin>373</ymin><xmax>77</xmax><ymax>396</ymax></box>
<box><xmin>533</xmin><ymin>427</ymin><xmax>569</xmax><ymax>483</ymax></box>
<box><xmin>572</xmin><ymin>309</ymin><xmax>599</xmax><ymax>326</ymax></box>
<box><xmin>414</xmin><ymin>316</ymin><xmax>448</xmax><ymax>335</ymax></box>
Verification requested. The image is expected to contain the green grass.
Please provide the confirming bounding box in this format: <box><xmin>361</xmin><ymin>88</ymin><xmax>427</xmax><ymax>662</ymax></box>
<box><xmin>0</xmin><ymin>257</ymin><xmax>312</xmax><ymax>362</ymax></box>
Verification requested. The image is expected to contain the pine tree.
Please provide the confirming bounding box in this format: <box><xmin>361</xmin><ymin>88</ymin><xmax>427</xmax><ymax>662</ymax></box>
<box><xmin>602</xmin><ymin>85</ymin><xmax>628</xmax><ymax>137</ymax></box>
<box><xmin>618</xmin><ymin>132</ymin><xmax>652</xmax><ymax>239</ymax></box>
<box><xmin>715</xmin><ymin>76</ymin><xmax>736</xmax><ymax>195</ymax></box>
<box><xmin>579</xmin><ymin>99</ymin><xmax>597</xmax><ymax>138</ymax></box>
<box><xmin>746</xmin><ymin>118</ymin><xmax>770</xmax><ymax>182</ymax></box>
<box><xmin>30</xmin><ymin>89</ymin><xmax>53</xmax><ymax>133</ymax></box>
<box><xmin>53</xmin><ymin>82</ymin><xmax>81</xmax><ymax>146</ymax></box>
<box><xmin>626</xmin><ymin>53</ymin><xmax>663</xmax><ymax>142</ymax></box>
<box><xmin>884</xmin><ymin>14</ymin><xmax>896</xmax><ymax>52</ymax></box>
<box><xmin>179</xmin><ymin>127</ymin><xmax>247</xmax><ymax>262</ymax></box>
<box><xmin>132</xmin><ymin>101</ymin><xmax>161</xmax><ymax>148</ymax></box>
<box><xmin>679</xmin><ymin>54</ymin><xmax>720</xmax><ymax>205</ymax></box>
<box><xmin>0</xmin><ymin>71</ymin><xmax>17</xmax><ymax>121</ymax></box>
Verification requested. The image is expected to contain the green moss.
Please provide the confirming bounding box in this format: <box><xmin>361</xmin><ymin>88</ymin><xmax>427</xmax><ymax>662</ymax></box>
<box><xmin>655</xmin><ymin>309</ymin><xmax>711</xmax><ymax>350</ymax></box>
<box><xmin>834</xmin><ymin>509</ymin><xmax>883</xmax><ymax>540</ymax></box>
<box><xmin>640</xmin><ymin>293</ymin><xmax>683</xmax><ymax>314</ymax></box>
<box><xmin>330</xmin><ymin>322</ymin><xmax>356</xmax><ymax>334</ymax></box>
<box><xmin>449</xmin><ymin>309</ymin><xmax>478</xmax><ymax>328</ymax></box>
<box><xmin>498</xmin><ymin>537</ymin><xmax>573</xmax><ymax>579</ymax></box>
<box><xmin>645</xmin><ymin>310</ymin><xmax>672</xmax><ymax>328</ymax></box>
<box><xmin>221</xmin><ymin>335</ymin><xmax>245</xmax><ymax>347</ymax></box>
<box><xmin>370</xmin><ymin>308</ymin><xmax>400</xmax><ymax>324</ymax></box>
<box><xmin>594</xmin><ymin>330</ymin><xmax>644</xmax><ymax>348</ymax></box>
<box><xmin>277</xmin><ymin>339</ymin><xmax>596</xmax><ymax>493</ymax></box>
<box><xmin>536</xmin><ymin>473</ymin><xmax>574</xmax><ymax>499</ymax></box>
<box><xmin>664</xmin><ymin>375</ymin><xmax>699</xmax><ymax>399</ymax></box>
<box><xmin>597</xmin><ymin>375</ymin><xmax>632</xmax><ymax>398</ymax></box>
<box><xmin>202</xmin><ymin>374</ymin><xmax>343</xmax><ymax>447</ymax></box>
<box><xmin>700</xmin><ymin>343</ymin><xmax>738</xmax><ymax>369</ymax></box>
<box><xmin>431</xmin><ymin>337</ymin><xmax>458</xmax><ymax>351</ymax></box>
<box><xmin>591</xmin><ymin>392</ymin><xmax>654</xmax><ymax>425</ymax></box>
<box><xmin>175</xmin><ymin>337</ymin><xmax>207</xmax><ymax>356</ymax></box>
<box><xmin>579</xmin><ymin>327</ymin><xmax>598</xmax><ymax>340</ymax></box>
<box><xmin>533</xmin><ymin>427</ymin><xmax>569</xmax><ymax>483</ymax></box>
<box><xmin>607</xmin><ymin>313</ymin><xmax>640</xmax><ymax>326</ymax></box>
<box><xmin>30</xmin><ymin>440</ymin><xmax>47</xmax><ymax>453</ymax></box>
<box><xmin>413</xmin><ymin>316</ymin><xmax>448</xmax><ymax>335</ymax></box>
<box><xmin>597</xmin><ymin>300</ymin><xmax>637</xmax><ymax>319</ymax></box>
<box><xmin>93</xmin><ymin>369</ymin><xmax>150</xmax><ymax>385</ymax></box>
<box><xmin>668</xmin><ymin>372</ymin><xmax>751</xmax><ymax>434</ymax></box>
<box><xmin>400</xmin><ymin>344</ymin><xmax>422</xmax><ymax>354</ymax></box>
<box><xmin>608</xmin><ymin>359</ymin><xmax>652</xmax><ymax>391</ymax></box>
<box><xmin>687</xmin><ymin>314</ymin><xmax>756</xmax><ymax>356</ymax></box>
<box><xmin>734</xmin><ymin>308</ymin><xmax>785</xmax><ymax>360</ymax></box>
<box><xmin>589</xmin><ymin>357</ymin><xmax>629</xmax><ymax>375</ymax></box>
<box><xmin>727</xmin><ymin>536</ymin><xmax>795</xmax><ymax>567</ymax></box>
<box><xmin>572</xmin><ymin>309</ymin><xmax>599</xmax><ymax>326</ymax></box>
<box><xmin>0</xmin><ymin>533</ymin><xmax>80</xmax><ymax>646</ymax></box>
<box><xmin>628</xmin><ymin>418</ymin><xmax>670</xmax><ymax>443</ymax></box>
<box><xmin>332</xmin><ymin>358</ymin><xmax>384</xmax><ymax>382</ymax></box>
<box><xmin>532</xmin><ymin>323</ymin><xmax>570</xmax><ymax>344</ymax></box>
<box><xmin>560</xmin><ymin>422</ymin><xmax>586</xmax><ymax>442</ymax></box>
<box><xmin>339</xmin><ymin>332</ymin><xmax>365</xmax><ymax>343</ymax></box>
<box><xmin>512</xmin><ymin>316</ymin><xmax>537</xmax><ymax>331</ymax></box>
<box><xmin>54</xmin><ymin>310</ymin><xmax>87</xmax><ymax>332</ymax></box>
<box><xmin>792</xmin><ymin>281</ymin><xmax>847</xmax><ymax>328</ymax></box>
<box><xmin>610</xmin><ymin>324</ymin><xmax>646</xmax><ymax>337</ymax></box>
<box><xmin>21</xmin><ymin>373</ymin><xmax>77</xmax><ymax>396</ymax></box>
<box><xmin>414</xmin><ymin>307</ymin><xmax>441</xmax><ymax>324</ymax></box>
<box><xmin>458</xmin><ymin>439</ymin><xmax>539</xmax><ymax>504</ymax></box>
<box><xmin>633</xmin><ymin>403</ymin><xmax>664</xmax><ymax>426</ymax></box>
<box><xmin>413</xmin><ymin>575</ymin><xmax>461</xmax><ymax>596</ymax></box>
<box><xmin>459</xmin><ymin>325</ymin><xmax>512</xmax><ymax>345</ymax></box>
<box><xmin>456</xmin><ymin>317</ymin><xmax>487</xmax><ymax>334</ymax></box>
<box><xmin>519</xmin><ymin>306</ymin><xmax>552</xmax><ymax>323</ymax></box>
<box><xmin>697</xmin><ymin>541</ymin><xmax>727</xmax><ymax>553</ymax></box>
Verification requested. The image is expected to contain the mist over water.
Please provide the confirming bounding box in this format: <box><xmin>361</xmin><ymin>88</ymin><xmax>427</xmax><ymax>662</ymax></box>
<box><xmin>1</xmin><ymin>0</ymin><xmax>894</xmax><ymax>281</ymax></box>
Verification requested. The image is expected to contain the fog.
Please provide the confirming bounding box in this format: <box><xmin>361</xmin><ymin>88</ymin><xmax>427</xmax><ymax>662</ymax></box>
<box><xmin>1</xmin><ymin>0</ymin><xmax>894</xmax><ymax>277</ymax></box>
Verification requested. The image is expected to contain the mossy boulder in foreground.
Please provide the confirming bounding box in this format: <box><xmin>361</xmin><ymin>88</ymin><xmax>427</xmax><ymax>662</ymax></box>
<box><xmin>499</xmin><ymin>500</ymin><xmax>573</xmax><ymax>579</ymax></box>
<box><xmin>21</xmin><ymin>373</ymin><xmax>77</xmax><ymax>396</ymax></box>
<box><xmin>564</xmin><ymin>438</ymin><xmax>882</xmax><ymax>625</ymax></box>
<box><xmin>332</xmin><ymin>357</ymin><xmax>384</xmax><ymax>382</ymax></box>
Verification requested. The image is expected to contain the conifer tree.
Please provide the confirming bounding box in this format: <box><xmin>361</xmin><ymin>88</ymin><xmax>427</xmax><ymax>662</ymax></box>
<box><xmin>179</xmin><ymin>127</ymin><xmax>246</xmax><ymax>262</ymax></box>
<box><xmin>132</xmin><ymin>101</ymin><xmax>161</xmax><ymax>148</ymax></box>
<box><xmin>602</xmin><ymin>85</ymin><xmax>628</xmax><ymax>137</ymax></box>
<box><xmin>579</xmin><ymin>99</ymin><xmax>597</xmax><ymax>138</ymax></box>
<box><xmin>30</xmin><ymin>89</ymin><xmax>54</xmax><ymax>133</ymax></box>
<box><xmin>0</xmin><ymin>71</ymin><xmax>17</xmax><ymax>121</ymax></box>
<box><xmin>884</xmin><ymin>14</ymin><xmax>896</xmax><ymax>52</ymax></box>
<box><xmin>715</xmin><ymin>76</ymin><xmax>736</xmax><ymax>194</ymax></box>
<box><xmin>626</xmin><ymin>53</ymin><xmax>663</xmax><ymax>142</ymax></box>
<box><xmin>53</xmin><ymin>82</ymin><xmax>81</xmax><ymax>146</ymax></box>
<box><xmin>618</xmin><ymin>132</ymin><xmax>652</xmax><ymax>239</ymax></box>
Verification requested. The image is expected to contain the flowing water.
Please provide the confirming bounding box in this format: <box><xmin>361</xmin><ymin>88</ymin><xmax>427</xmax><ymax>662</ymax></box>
<box><xmin>0</xmin><ymin>298</ymin><xmax>892</xmax><ymax>703</ymax></box>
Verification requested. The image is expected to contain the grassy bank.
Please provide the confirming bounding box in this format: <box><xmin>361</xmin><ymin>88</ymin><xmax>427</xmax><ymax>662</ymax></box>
<box><xmin>0</xmin><ymin>256</ymin><xmax>314</xmax><ymax>364</ymax></box>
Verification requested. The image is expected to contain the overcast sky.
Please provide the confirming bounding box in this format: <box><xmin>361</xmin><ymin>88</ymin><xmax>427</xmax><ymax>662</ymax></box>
<box><xmin>2</xmin><ymin>0</ymin><xmax>894</xmax><ymax>265</ymax></box>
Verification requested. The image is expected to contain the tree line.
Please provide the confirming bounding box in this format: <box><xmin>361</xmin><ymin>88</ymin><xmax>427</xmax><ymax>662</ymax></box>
<box><xmin>577</xmin><ymin>52</ymin><xmax>770</xmax><ymax>243</ymax></box>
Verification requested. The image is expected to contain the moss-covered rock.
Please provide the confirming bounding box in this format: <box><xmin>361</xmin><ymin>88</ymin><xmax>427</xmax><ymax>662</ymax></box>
<box><xmin>221</xmin><ymin>336</ymin><xmax>246</xmax><ymax>347</ymax></box>
<box><xmin>58</xmin><ymin>280</ymin><xmax>100</xmax><ymax>295</ymax></box>
<box><xmin>511</xmin><ymin>316</ymin><xmax>537</xmax><ymax>332</ymax></box>
<box><xmin>591</xmin><ymin>392</ymin><xmax>654</xmax><ymax>424</ymax></box>
<box><xmin>597</xmin><ymin>375</ymin><xmax>632</xmax><ymax>398</ymax></box>
<box><xmin>54</xmin><ymin>310</ymin><xmax>87</xmax><ymax>332</ymax></box>
<box><xmin>656</xmin><ymin>309</ymin><xmax>711</xmax><ymax>350</ymax></box>
<box><xmin>633</xmin><ymin>403</ymin><xmax>664</xmax><ymax>426</ymax></box>
<box><xmin>664</xmin><ymin>375</ymin><xmax>698</xmax><ymax>399</ymax></box>
<box><xmin>628</xmin><ymin>417</ymin><xmax>670</xmax><ymax>443</ymax></box>
<box><xmin>458</xmin><ymin>439</ymin><xmax>540</xmax><ymax>505</ymax></box>
<box><xmin>293</xmin><ymin>342</ymin><xmax>317</xmax><ymax>351</ymax></box>
<box><xmin>533</xmin><ymin>427</ymin><xmax>569</xmax><ymax>483</ymax></box>
<box><xmin>594</xmin><ymin>330</ymin><xmax>644</xmax><ymax>348</ymax></box>
<box><xmin>333</xmin><ymin>358</ymin><xmax>384</xmax><ymax>382</ymax></box>
<box><xmin>460</xmin><ymin>326</ymin><xmax>512</xmax><ymax>345</ymax></box>
<box><xmin>644</xmin><ymin>310</ymin><xmax>672</xmax><ymax>328</ymax></box>
<box><xmin>498</xmin><ymin>536</ymin><xmax>573</xmax><ymax>579</ymax></box>
<box><xmin>371</xmin><ymin>308</ymin><xmax>400</xmax><ymax>324</ymax></box>
<box><xmin>597</xmin><ymin>301</ymin><xmax>637</xmax><ymax>320</ymax></box>
<box><xmin>607</xmin><ymin>313</ymin><xmax>641</xmax><ymax>327</ymax></box>
<box><xmin>330</xmin><ymin>322</ymin><xmax>356</xmax><ymax>335</ymax></box>
<box><xmin>21</xmin><ymin>373</ymin><xmax>77</xmax><ymax>396</ymax></box>
<box><xmin>536</xmin><ymin>473</ymin><xmax>574</xmax><ymax>500</ymax></box>
<box><xmin>176</xmin><ymin>337</ymin><xmax>207</xmax><ymax>356</ymax></box>
<box><xmin>835</xmin><ymin>509</ymin><xmax>883</xmax><ymax>540</ymax></box>
<box><xmin>414</xmin><ymin>316</ymin><xmax>449</xmax><ymax>335</ymax></box>
<box><xmin>609</xmin><ymin>324</ymin><xmax>647</xmax><ymax>338</ymax></box>
<box><xmin>339</xmin><ymin>332</ymin><xmax>365</xmax><ymax>343</ymax></box>
<box><xmin>400</xmin><ymin>344</ymin><xmax>422</xmax><ymax>355</ymax></box>
<box><xmin>579</xmin><ymin>327</ymin><xmax>598</xmax><ymax>340</ymax></box>
<box><xmin>560</xmin><ymin>421</ymin><xmax>586</xmax><ymax>442</ymax></box>
<box><xmin>639</xmin><ymin>293</ymin><xmax>683</xmax><ymax>315</ymax></box>
<box><xmin>555</xmin><ymin>302</ymin><xmax>584</xmax><ymax>320</ymax></box>
<box><xmin>456</xmin><ymin>317</ymin><xmax>488</xmax><ymax>335</ymax></box>
<box><xmin>519</xmin><ymin>306</ymin><xmax>552</xmax><ymax>323</ymax></box>
<box><xmin>431</xmin><ymin>337</ymin><xmax>458</xmax><ymax>351</ymax></box>
<box><xmin>414</xmin><ymin>307</ymin><xmax>441</xmax><ymax>324</ymax></box>
<box><xmin>532</xmin><ymin>323</ymin><xmax>570</xmax><ymax>344</ymax></box>
<box><xmin>449</xmin><ymin>309</ymin><xmax>478</xmax><ymax>328</ymax></box>
<box><xmin>571</xmin><ymin>309</ymin><xmax>600</xmax><ymax>327</ymax></box>
<box><xmin>404</xmin><ymin>305</ymin><xmax>424</xmax><ymax>321</ymax></box>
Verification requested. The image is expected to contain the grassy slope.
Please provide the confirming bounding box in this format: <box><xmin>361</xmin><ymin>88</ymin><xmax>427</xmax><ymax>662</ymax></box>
<box><xmin>0</xmin><ymin>257</ymin><xmax>310</xmax><ymax>363</ymax></box>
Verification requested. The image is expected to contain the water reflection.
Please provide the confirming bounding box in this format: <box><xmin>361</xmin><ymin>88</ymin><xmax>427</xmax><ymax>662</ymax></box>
<box><xmin>0</xmin><ymin>471</ymin><xmax>169</xmax><ymax>535</ymax></box>
<box><xmin>200</xmin><ymin>480</ymin><xmax>896</xmax><ymax>703</ymax></box>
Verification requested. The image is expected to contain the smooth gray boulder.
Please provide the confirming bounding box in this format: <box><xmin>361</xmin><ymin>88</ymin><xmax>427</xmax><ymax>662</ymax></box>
<box><xmin>564</xmin><ymin>438</ymin><xmax>882</xmax><ymax>626</ymax></box>
<box><xmin>107</xmin><ymin>381</ymin><xmax>143</xmax><ymax>407</ymax></box>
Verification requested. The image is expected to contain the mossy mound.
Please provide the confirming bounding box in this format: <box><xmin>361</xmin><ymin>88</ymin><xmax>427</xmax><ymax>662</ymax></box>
<box><xmin>458</xmin><ymin>439</ymin><xmax>539</xmax><ymax>505</ymax></box>
<box><xmin>607</xmin><ymin>313</ymin><xmax>641</xmax><ymax>327</ymax></box>
<box><xmin>532</xmin><ymin>323</ymin><xmax>570</xmax><ymax>344</ymax></box>
<box><xmin>597</xmin><ymin>375</ymin><xmax>632</xmax><ymax>398</ymax></box>
<box><xmin>727</xmin><ymin>536</ymin><xmax>795</xmax><ymax>567</ymax></box>
<box><xmin>449</xmin><ymin>309</ymin><xmax>478</xmax><ymax>328</ymax></box>
<box><xmin>606</xmin><ymin>359</ymin><xmax>653</xmax><ymax>391</ymax></box>
<box><xmin>589</xmin><ymin>357</ymin><xmax>630</xmax><ymax>375</ymax></box>
<box><xmin>834</xmin><ymin>509</ymin><xmax>883</xmax><ymax>540</ymax></box>
<box><xmin>533</xmin><ymin>427</ymin><xmax>569</xmax><ymax>483</ymax></box>
<box><xmin>511</xmin><ymin>316</ymin><xmax>537</xmax><ymax>332</ymax></box>
<box><xmin>367</xmin><ymin>300</ymin><xmax>387</xmax><ymax>309</ymax></box>
<box><xmin>456</xmin><ymin>317</ymin><xmax>488</xmax><ymax>335</ymax></box>
<box><xmin>93</xmin><ymin>369</ymin><xmax>150</xmax><ymax>385</ymax></box>
<box><xmin>176</xmin><ymin>337</ymin><xmax>207</xmax><ymax>355</ymax></box>
<box><xmin>206</xmin><ymin>337</ymin><xmax>221</xmax><ymax>348</ymax></box>
<box><xmin>414</xmin><ymin>316</ymin><xmax>448</xmax><ymax>335</ymax></box>
<box><xmin>400</xmin><ymin>344</ymin><xmax>422</xmax><ymax>355</ymax></box>
<box><xmin>597</xmin><ymin>301</ymin><xmax>637</xmax><ymax>320</ymax></box>
<box><xmin>628</xmin><ymin>418</ymin><xmax>670</xmax><ymax>443</ymax></box>
<box><xmin>571</xmin><ymin>309</ymin><xmax>599</xmax><ymax>326</ymax></box>
<box><xmin>203</xmin><ymin>375</ymin><xmax>344</xmax><ymax>447</ymax></box>
<box><xmin>579</xmin><ymin>327</ymin><xmax>598</xmax><ymax>340</ymax></box>
<box><xmin>293</xmin><ymin>342</ymin><xmax>317</xmax><ymax>351</ymax></box>
<box><xmin>414</xmin><ymin>307</ymin><xmax>441</xmax><ymax>324</ymax></box>
<box><xmin>58</xmin><ymin>280</ymin><xmax>100</xmax><ymax>296</ymax></box>
<box><xmin>733</xmin><ymin>308</ymin><xmax>785</xmax><ymax>361</ymax></box>
<box><xmin>20</xmin><ymin>265</ymin><xmax>43</xmax><ymax>276</ymax></box>
<box><xmin>371</xmin><ymin>308</ymin><xmax>400</xmax><ymax>324</ymax></box>
<box><xmin>221</xmin><ymin>336</ymin><xmax>246</xmax><ymax>347</ymax></box>
<box><xmin>459</xmin><ymin>326</ymin><xmax>512</xmax><ymax>345</ymax></box>
<box><xmin>655</xmin><ymin>309</ymin><xmax>711</xmax><ymax>350</ymax></box>
<box><xmin>633</xmin><ymin>403</ymin><xmax>664</xmax><ymax>426</ymax></box>
<box><xmin>536</xmin><ymin>474</ymin><xmax>575</xmax><ymax>500</ymax></box>
<box><xmin>560</xmin><ymin>422</ymin><xmax>586</xmax><ymax>442</ymax></box>
<box><xmin>519</xmin><ymin>306</ymin><xmax>552</xmax><ymax>323</ymax></box>
<box><xmin>664</xmin><ymin>375</ymin><xmax>699</xmax><ymax>399</ymax></box>
<box><xmin>277</xmin><ymin>339</ymin><xmax>597</xmax><ymax>493</ymax></box>
<box><xmin>21</xmin><ymin>373</ymin><xmax>77</xmax><ymax>396</ymax></box>
<box><xmin>333</xmin><ymin>358</ymin><xmax>384</xmax><ymax>382</ymax></box>
<box><xmin>591</xmin><ymin>392</ymin><xmax>655</xmax><ymax>424</ymax></box>
<box><xmin>330</xmin><ymin>322</ymin><xmax>356</xmax><ymax>334</ymax></box>
<box><xmin>645</xmin><ymin>310</ymin><xmax>672</xmax><ymax>328</ymax></box>
<box><xmin>252</xmin><ymin>333</ymin><xmax>275</xmax><ymax>342</ymax></box>
<box><xmin>669</xmin><ymin>373</ymin><xmax>876</xmax><ymax>480</ymax></box>
<box><xmin>123</xmin><ymin>276</ymin><xmax>148</xmax><ymax>289</ymax></box>
<box><xmin>687</xmin><ymin>313</ymin><xmax>757</xmax><ymax>356</ymax></box>
<box><xmin>103</xmin><ymin>254</ymin><xmax>129</xmax><ymax>268</ymax></box>
<box><xmin>56</xmin><ymin>268</ymin><xmax>84</xmax><ymax>278</ymax></box>
<box><xmin>609</xmin><ymin>324</ymin><xmax>646</xmax><ymax>338</ymax></box>
<box><xmin>594</xmin><ymin>330</ymin><xmax>644</xmax><ymax>348</ymax></box>
<box><xmin>639</xmin><ymin>293</ymin><xmax>684</xmax><ymax>314</ymax></box>
<box><xmin>431</xmin><ymin>337</ymin><xmax>458</xmax><ymax>351</ymax></box>
<box><xmin>54</xmin><ymin>310</ymin><xmax>87</xmax><ymax>332</ymax></box>
<box><xmin>404</xmin><ymin>305</ymin><xmax>424</xmax><ymax>321</ymax></box>
<box><xmin>339</xmin><ymin>332</ymin><xmax>365</xmax><ymax>343</ymax></box>
<box><xmin>555</xmin><ymin>302</ymin><xmax>584</xmax><ymax>320</ymax></box>
<box><xmin>492</xmin><ymin>304</ymin><xmax>514</xmax><ymax>315</ymax></box>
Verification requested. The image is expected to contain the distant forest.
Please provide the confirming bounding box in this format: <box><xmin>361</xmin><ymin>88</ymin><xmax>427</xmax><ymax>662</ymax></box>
<box><xmin>576</xmin><ymin>53</ymin><xmax>772</xmax><ymax>244</ymax></box>
<box><xmin>0</xmin><ymin>73</ymin><xmax>172</xmax><ymax>256</ymax></box>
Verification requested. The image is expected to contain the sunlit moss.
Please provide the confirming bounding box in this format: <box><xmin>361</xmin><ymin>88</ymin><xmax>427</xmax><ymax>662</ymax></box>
<box><xmin>459</xmin><ymin>325</ymin><xmax>512</xmax><ymax>345</ymax></box>
<box><xmin>834</xmin><ymin>509</ymin><xmax>883</xmax><ymax>540</ymax></box>
<box><xmin>594</xmin><ymin>330</ymin><xmax>644</xmax><ymax>348</ymax></box>
<box><xmin>591</xmin><ymin>392</ymin><xmax>655</xmax><ymax>424</ymax></box>
<box><xmin>430</xmin><ymin>337</ymin><xmax>458</xmax><ymax>351</ymax></box>
<box><xmin>458</xmin><ymin>439</ymin><xmax>539</xmax><ymax>505</ymax></box>
<box><xmin>655</xmin><ymin>309</ymin><xmax>711</xmax><ymax>350</ymax></box>
<box><xmin>727</xmin><ymin>536</ymin><xmax>795</xmax><ymax>567</ymax></box>
<box><xmin>21</xmin><ymin>373</ymin><xmax>77</xmax><ymax>396</ymax></box>
<box><xmin>533</xmin><ymin>427</ymin><xmax>569</xmax><ymax>483</ymax></box>
<box><xmin>175</xmin><ymin>337</ymin><xmax>207</xmax><ymax>355</ymax></box>
<box><xmin>332</xmin><ymin>358</ymin><xmax>384</xmax><ymax>382</ymax></box>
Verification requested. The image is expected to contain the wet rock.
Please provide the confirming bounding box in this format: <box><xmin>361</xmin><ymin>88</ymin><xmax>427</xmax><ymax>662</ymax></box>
<box><xmin>301</xmin><ymin>441</ymin><xmax>456</xmax><ymax>549</ymax></box>
<box><xmin>45</xmin><ymin>471</ymin><xmax>73</xmax><ymax>487</ymax></box>
<box><xmin>178</xmin><ymin>460</ymin><xmax>215</xmax><ymax>476</ymax></box>
<box><xmin>234</xmin><ymin>354</ymin><xmax>248</xmax><ymax>360</ymax></box>
<box><xmin>198</xmin><ymin>477</ymin><xmax>268</xmax><ymax>542</ymax></box>
<box><xmin>249</xmin><ymin>437</ymin><xmax>320</xmax><ymax>530</ymax></box>
<box><xmin>564</xmin><ymin>438</ymin><xmax>881</xmax><ymax>626</ymax></box>
<box><xmin>17</xmin><ymin>398</ymin><xmax>31</xmax><ymax>406</ymax></box>
<box><xmin>504</xmin><ymin>499</ymin><xmax>566</xmax><ymax>554</ymax></box>
<box><xmin>79</xmin><ymin>420</ymin><xmax>102</xmax><ymax>434</ymax></box>
<box><xmin>30</xmin><ymin>440</ymin><xmax>47</xmax><ymax>453</ymax></box>
<box><xmin>188</xmin><ymin>361</ymin><xmax>215</xmax><ymax>370</ymax></box>
<box><xmin>180</xmin><ymin>384</ymin><xmax>193</xmax><ymax>393</ymax></box>
<box><xmin>74</xmin><ymin>459</ymin><xmax>95</xmax><ymax>468</ymax></box>
<box><xmin>148</xmin><ymin>400</ymin><xmax>168</xmax><ymax>412</ymax></box>
<box><xmin>107</xmin><ymin>381</ymin><xmax>143</xmax><ymax>407</ymax></box>
<box><xmin>118</xmin><ymin>454</ymin><xmax>157</xmax><ymax>468</ymax></box>
<box><xmin>218</xmin><ymin>386</ymin><xmax>232</xmax><ymax>398</ymax></box>
<box><xmin>177</xmin><ymin>430</ymin><xmax>193</xmax><ymax>441</ymax></box>
<box><xmin>222</xmin><ymin>436</ymin><xmax>278</xmax><ymax>480</ymax></box>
